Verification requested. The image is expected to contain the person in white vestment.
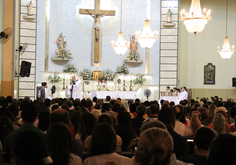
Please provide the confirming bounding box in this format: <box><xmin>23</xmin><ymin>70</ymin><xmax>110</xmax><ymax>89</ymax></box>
<box><xmin>101</xmin><ymin>79</ymin><xmax>108</xmax><ymax>91</ymax></box>
<box><xmin>116</xmin><ymin>79</ymin><xmax>122</xmax><ymax>91</ymax></box>
<box><xmin>70</xmin><ymin>76</ymin><xmax>82</xmax><ymax>100</ymax></box>
<box><xmin>165</xmin><ymin>86</ymin><xmax>170</xmax><ymax>96</ymax></box>
<box><xmin>179</xmin><ymin>86</ymin><xmax>188</xmax><ymax>101</ymax></box>
<box><xmin>84</xmin><ymin>81</ymin><xmax>92</xmax><ymax>99</ymax></box>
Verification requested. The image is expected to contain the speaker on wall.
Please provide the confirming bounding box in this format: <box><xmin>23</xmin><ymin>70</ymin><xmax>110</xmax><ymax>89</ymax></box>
<box><xmin>20</xmin><ymin>61</ymin><xmax>31</xmax><ymax>77</ymax></box>
<box><xmin>232</xmin><ymin>78</ymin><xmax>236</xmax><ymax>87</ymax></box>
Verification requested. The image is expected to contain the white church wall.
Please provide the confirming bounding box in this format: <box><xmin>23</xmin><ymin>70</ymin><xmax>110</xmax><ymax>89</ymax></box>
<box><xmin>178</xmin><ymin>0</ymin><xmax>236</xmax><ymax>100</ymax></box>
<box><xmin>36</xmin><ymin>0</ymin><xmax>160</xmax><ymax>86</ymax></box>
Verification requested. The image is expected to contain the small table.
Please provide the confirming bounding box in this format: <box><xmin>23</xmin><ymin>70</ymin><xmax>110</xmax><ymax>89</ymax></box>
<box><xmin>91</xmin><ymin>91</ymin><xmax>136</xmax><ymax>100</ymax></box>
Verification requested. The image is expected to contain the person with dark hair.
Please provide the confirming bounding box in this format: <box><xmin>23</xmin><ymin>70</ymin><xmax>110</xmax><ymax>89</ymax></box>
<box><xmin>51</xmin><ymin>104</ymin><xmax>59</xmax><ymax>112</ymax></box>
<box><xmin>207</xmin><ymin>134</ymin><xmax>236</xmax><ymax>165</ymax></box>
<box><xmin>38</xmin><ymin>111</ymin><xmax>50</xmax><ymax>132</ymax></box>
<box><xmin>101</xmin><ymin>103</ymin><xmax>110</xmax><ymax>113</ymax></box>
<box><xmin>135</xmin><ymin>98</ymin><xmax>140</xmax><ymax>105</ymax></box>
<box><xmin>108</xmin><ymin>103</ymin><xmax>120</xmax><ymax>118</ymax></box>
<box><xmin>142</xmin><ymin>104</ymin><xmax>159</xmax><ymax>125</ymax></box>
<box><xmin>105</xmin><ymin>95</ymin><xmax>111</xmax><ymax>103</ymax></box>
<box><xmin>44</xmin><ymin>99</ymin><xmax>51</xmax><ymax>107</ymax></box>
<box><xmin>4</xmin><ymin>102</ymin><xmax>45</xmax><ymax>152</ymax></box>
<box><xmin>174</xmin><ymin>105</ymin><xmax>186</xmax><ymax>136</ymax></box>
<box><xmin>70</xmin><ymin>111</ymin><xmax>82</xmax><ymax>137</ymax></box>
<box><xmin>11</xmin><ymin>131</ymin><xmax>52</xmax><ymax>165</ymax></box>
<box><xmin>116</xmin><ymin>111</ymin><xmax>136</xmax><ymax>151</ymax></box>
<box><xmin>129</xmin><ymin>103</ymin><xmax>137</xmax><ymax>117</ymax></box>
<box><xmin>84</xmin><ymin>114</ymin><xmax>122</xmax><ymax>153</ymax></box>
<box><xmin>117</xmin><ymin>106</ymin><xmax>127</xmax><ymax>114</ymax></box>
<box><xmin>84</xmin><ymin>123</ymin><xmax>132</xmax><ymax>165</ymax></box>
<box><xmin>61</xmin><ymin>104</ymin><xmax>70</xmax><ymax>112</ymax></box>
<box><xmin>39</xmin><ymin>82</ymin><xmax>52</xmax><ymax>101</ymax></box>
<box><xmin>6</xmin><ymin>96</ymin><xmax>12</xmax><ymax>105</ymax></box>
<box><xmin>0</xmin><ymin>117</ymin><xmax>14</xmax><ymax>149</ymax></box>
<box><xmin>130</xmin><ymin>105</ymin><xmax>146</xmax><ymax>136</ymax></box>
<box><xmin>158</xmin><ymin>108</ymin><xmax>189</xmax><ymax>158</ymax></box>
<box><xmin>75</xmin><ymin>113</ymin><xmax>97</xmax><ymax>144</ymax></box>
<box><xmin>8</xmin><ymin>104</ymin><xmax>19</xmax><ymax>118</ymax></box>
<box><xmin>50</xmin><ymin>109</ymin><xmax>83</xmax><ymax>159</ymax></box>
<box><xmin>0</xmin><ymin>99</ymin><xmax>8</xmax><ymax>116</ymax></box>
<box><xmin>1</xmin><ymin>111</ymin><xmax>19</xmax><ymax>130</ymax></box>
<box><xmin>46</xmin><ymin>122</ymin><xmax>82</xmax><ymax>165</ymax></box>
<box><xmin>180</xmin><ymin>127</ymin><xmax>216</xmax><ymax>165</ymax></box>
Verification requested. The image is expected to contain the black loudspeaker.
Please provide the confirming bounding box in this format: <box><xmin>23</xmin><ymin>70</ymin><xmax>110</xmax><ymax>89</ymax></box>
<box><xmin>233</xmin><ymin>78</ymin><xmax>236</xmax><ymax>87</ymax></box>
<box><xmin>20</xmin><ymin>61</ymin><xmax>31</xmax><ymax>77</ymax></box>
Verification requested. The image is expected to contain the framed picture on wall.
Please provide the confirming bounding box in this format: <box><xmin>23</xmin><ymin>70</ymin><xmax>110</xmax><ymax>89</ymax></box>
<box><xmin>204</xmin><ymin>63</ymin><xmax>215</xmax><ymax>85</ymax></box>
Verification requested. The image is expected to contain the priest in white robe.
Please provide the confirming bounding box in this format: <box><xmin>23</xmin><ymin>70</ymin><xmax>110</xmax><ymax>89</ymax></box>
<box><xmin>70</xmin><ymin>75</ymin><xmax>82</xmax><ymax>100</ymax></box>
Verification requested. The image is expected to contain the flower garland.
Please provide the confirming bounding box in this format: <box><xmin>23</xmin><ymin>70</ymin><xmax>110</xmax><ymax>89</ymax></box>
<box><xmin>63</xmin><ymin>64</ymin><xmax>77</xmax><ymax>73</ymax></box>
<box><xmin>80</xmin><ymin>69</ymin><xmax>93</xmax><ymax>80</ymax></box>
<box><xmin>102</xmin><ymin>69</ymin><xmax>116</xmax><ymax>81</ymax></box>
<box><xmin>116</xmin><ymin>63</ymin><xmax>129</xmax><ymax>74</ymax></box>
<box><xmin>133</xmin><ymin>74</ymin><xmax>146</xmax><ymax>85</ymax></box>
<box><xmin>48</xmin><ymin>73</ymin><xmax>62</xmax><ymax>83</ymax></box>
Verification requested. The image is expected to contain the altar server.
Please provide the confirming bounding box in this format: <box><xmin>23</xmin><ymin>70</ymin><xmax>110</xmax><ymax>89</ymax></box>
<box><xmin>165</xmin><ymin>86</ymin><xmax>170</xmax><ymax>96</ymax></box>
<box><xmin>70</xmin><ymin>75</ymin><xmax>82</xmax><ymax>100</ymax></box>
<box><xmin>179</xmin><ymin>86</ymin><xmax>188</xmax><ymax>101</ymax></box>
<box><xmin>84</xmin><ymin>81</ymin><xmax>92</xmax><ymax>99</ymax></box>
<box><xmin>38</xmin><ymin>82</ymin><xmax>52</xmax><ymax>100</ymax></box>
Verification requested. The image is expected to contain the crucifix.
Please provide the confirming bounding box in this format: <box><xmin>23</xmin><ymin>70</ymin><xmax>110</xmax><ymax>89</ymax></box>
<box><xmin>80</xmin><ymin>0</ymin><xmax>116</xmax><ymax>64</ymax></box>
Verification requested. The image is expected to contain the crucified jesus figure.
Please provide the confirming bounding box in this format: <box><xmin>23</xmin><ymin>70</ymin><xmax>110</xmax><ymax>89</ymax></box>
<box><xmin>86</xmin><ymin>10</ymin><xmax>110</xmax><ymax>42</ymax></box>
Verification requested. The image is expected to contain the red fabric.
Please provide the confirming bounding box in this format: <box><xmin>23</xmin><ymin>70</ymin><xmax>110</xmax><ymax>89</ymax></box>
<box><xmin>132</xmin><ymin>112</ymin><xmax>137</xmax><ymax>118</ymax></box>
<box><xmin>70</xmin><ymin>125</ymin><xmax>75</xmax><ymax>137</ymax></box>
<box><xmin>184</xmin><ymin>120</ymin><xmax>188</xmax><ymax>127</ymax></box>
<box><xmin>208</xmin><ymin>123</ymin><xmax>231</xmax><ymax>131</ymax></box>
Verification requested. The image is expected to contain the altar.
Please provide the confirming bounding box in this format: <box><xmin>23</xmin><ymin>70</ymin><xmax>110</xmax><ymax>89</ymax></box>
<box><xmin>159</xmin><ymin>96</ymin><xmax>179</xmax><ymax>105</ymax></box>
<box><xmin>91</xmin><ymin>91</ymin><xmax>136</xmax><ymax>100</ymax></box>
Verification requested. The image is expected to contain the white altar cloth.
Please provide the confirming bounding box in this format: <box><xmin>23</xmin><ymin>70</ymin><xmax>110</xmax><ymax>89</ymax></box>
<box><xmin>159</xmin><ymin>96</ymin><xmax>179</xmax><ymax>105</ymax></box>
<box><xmin>91</xmin><ymin>91</ymin><xmax>136</xmax><ymax>100</ymax></box>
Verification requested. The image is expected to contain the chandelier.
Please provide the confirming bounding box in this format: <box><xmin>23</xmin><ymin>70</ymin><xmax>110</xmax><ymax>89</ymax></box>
<box><xmin>135</xmin><ymin>20</ymin><xmax>158</xmax><ymax>48</ymax></box>
<box><xmin>180</xmin><ymin>0</ymin><xmax>211</xmax><ymax>35</ymax></box>
<box><xmin>218</xmin><ymin>0</ymin><xmax>235</xmax><ymax>59</ymax></box>
<box><xmin>111</xmin><ymin>0</ymin><xmax>129</xmax><ymax>55</ymax></box>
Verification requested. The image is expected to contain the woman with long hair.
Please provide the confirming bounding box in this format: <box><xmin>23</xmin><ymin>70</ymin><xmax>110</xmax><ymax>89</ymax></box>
<box><xmin>184</xmin><ymin>111</ymin><xmax>202</xmax><ymax>137</ymax></box>
<box><xmin>46</xmin><ymin>122</ymin><xmax>82</xmax><ymax>165</ymax></box>
<box><xmin>83</xmin><ymin>123</ymin><xmax>132</xmax><ymax>165</ymax></box>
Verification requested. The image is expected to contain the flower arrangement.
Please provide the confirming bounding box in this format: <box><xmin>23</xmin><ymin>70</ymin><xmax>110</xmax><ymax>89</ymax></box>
<box><xmin>126</xmin><ymin>51</ymin><xmax>140</xmax><ymax>61</ymax></box>
<box><xmin>80</xmin><ymin>69</ymin><xmax>93</xmax><ymax>80</ymax></box>
<box><xmin>133</xmin><ymin>74</ymin><xmax>146</xmax><ymax>85</ymax></box>
<box><xmin>48</xmin><ymin>73</ymin><xmax>62</xmax><ymax>83</ymax></box>
<box><xmin>57</xmin><ymin>49</ymin><xmax>72</xmax><ymax>59</ymax></box>
<box><xmin>116</xmin><ymin>63</ymin><xmax>129</xmax><ymax>75</ymax></box>
<box><xmin>63</xmin><ymin>64</ymin><xmax>77</xmax><ymax>73</ymax></box>
<box><xmin>102</xmin><ymin>69</ymin><xmax>116</xmax><ymax>81</ymax></box>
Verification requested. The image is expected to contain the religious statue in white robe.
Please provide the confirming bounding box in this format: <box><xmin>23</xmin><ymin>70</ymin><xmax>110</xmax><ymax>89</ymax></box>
<box><xmin>101</xmin><ymin>79</ymin><xmax>108</xmax><ymax>91</ymax></box>
<box><xmin>84</xmin><ymin>81</ymin><xmax>92</xmax><ymax>99</ymax></box>
<box><xmin>116</xmin><ymin>79</ymin><xmax>122</xmax><ymax>91</ymax></box>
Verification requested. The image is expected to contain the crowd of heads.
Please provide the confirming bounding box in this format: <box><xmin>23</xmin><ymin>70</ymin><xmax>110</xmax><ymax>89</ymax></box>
<box><xmin>0</xmin><ymin>95</ymin><xmax>236</xmax><ymax>165</ymax></box>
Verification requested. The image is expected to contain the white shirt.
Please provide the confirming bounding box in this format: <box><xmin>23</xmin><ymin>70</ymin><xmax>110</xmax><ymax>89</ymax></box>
<box><xmin>69</xmin><ymin>153</ymin><xmax>82</xmax><ymax>165</ymax></box>
<box><xmin>71</xmin><ymin>80</ymin><xmax>82</xmax><ymax>100</ymax></box>
<box><xmin>174</xmin><ymin>120</ymin><xmax>186</xmax><ymax>136</ymax></box>
<box><xmin>84</xmin><ymin>84</ymin><xmax>92</xmax><ymax>98</ymax></box>
<box><xmin>179</xmin><ymin>91</ymin><xmax>188</xmax><ymax>101</ymax></box>
<box><xmin>83</xmin><ymin>152</ymin><xmax>132</xmax><ymax>165</ymax></box>
<box><xmin>116</xmin><ymin>82</ymin><xmax>123</xmax><ymax>91</ymax></box>
<box><xmin>45</xmin><ymin>88</ymin><xmax>52</xmax><ymax>100</ymax></box>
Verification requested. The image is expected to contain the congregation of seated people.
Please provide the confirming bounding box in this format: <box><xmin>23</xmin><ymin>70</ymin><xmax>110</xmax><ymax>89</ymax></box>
<box><xmin>1</xmin><ymin>95</ymin><xmax>236</xmax><ymax>165</ymax></box>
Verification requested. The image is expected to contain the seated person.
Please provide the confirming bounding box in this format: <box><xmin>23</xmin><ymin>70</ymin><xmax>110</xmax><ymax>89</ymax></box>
<box><xmin>180</xmin><ymin>127</ymin><xmax>216</xmax><ymax>165</ymax></box>
<box><xmin>83</xmin><ymin>123</ymin><xmax>132</xmax><ymax>165</ymax></box>
<box><xmin>84</xmin><ymin>81</ymin><xmax>92</xmax><ymax>99</ymax></box>
<box><xmin>100</xmin><ymin>79</ymin><xmax>108</xmax><ymax>91</ymax></box>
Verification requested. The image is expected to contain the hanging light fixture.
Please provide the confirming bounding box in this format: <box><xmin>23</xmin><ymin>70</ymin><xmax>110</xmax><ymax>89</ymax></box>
<box><xmin>180</xmin><ymin>0</ymin><xmax>211</xmax><ymax>35</ymax></box>
<box><xmin>111</xmin><ymin>0</ymin><xmax>129</xmax><ymax>55</ymax></box>
<box><xmin>135</xmin><ymin>20</ymin><xmax>158</xmax><ymax>48</ymax></box>
<box><xmin>218</xmin><ymin>0</ymin><xmax>235</xmax><ymax>60</ymax></box>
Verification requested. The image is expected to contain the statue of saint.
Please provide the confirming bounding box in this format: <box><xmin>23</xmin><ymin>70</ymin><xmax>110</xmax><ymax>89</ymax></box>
<box><xmin>56</xmin><ymin>33</ymin><xmax>66</xmax><ymax>55</ymax></box>
<box><xmin>86</xmin><ymin>10</ymin><xmax>110</xmax><ymax>42</ymax></box>
<box><xmin>167</xmin><ymin>9</ymin><xmax>172</xmax><ymax>23</ymax></box>
<box><xmin>27</xmin><ymin>1</ymin><xmax>33</xmax><ymax>16</ymax></box>
<box><xmin>130</xmin><ymin>35</ymin><xmax>138</xmax><ymax>53</ymax></box>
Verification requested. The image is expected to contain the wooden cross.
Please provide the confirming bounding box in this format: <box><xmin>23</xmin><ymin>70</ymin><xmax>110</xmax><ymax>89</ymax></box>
<box><xmin>80</xmin><ymin>0</ymin><xmax>116</xmax><ymax>63</ymax></box>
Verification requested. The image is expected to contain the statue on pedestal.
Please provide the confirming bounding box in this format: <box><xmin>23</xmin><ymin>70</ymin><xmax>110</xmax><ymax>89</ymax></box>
<box><xmin>167</xmin><ymin>9</ymin><xmax>172</xmax><ymax>23</ymax></box>
<box><xmin>27</xmin><ymin>1</ymin><xmax>33</xmax><ymax>16</ymax></box>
